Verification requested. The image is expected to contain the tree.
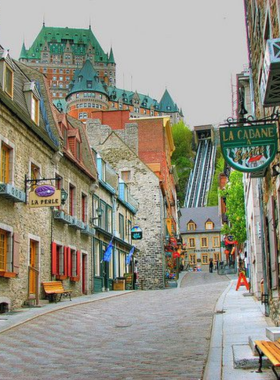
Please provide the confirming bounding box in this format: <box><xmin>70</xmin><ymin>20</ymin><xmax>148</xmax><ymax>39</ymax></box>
<box><xmin>207</xmin><ymin>147</ymin><xmax>225</xmax><ymax>206</ymax></box>
<box><xmin>220</xmin><ymin>171</ymin><xmax>246</xmax><ymax>244</ymax></box>
<box><xmin>171</xmin><ymin>122</ymin><xmax>194</xmax><ymax>206</ymax></box>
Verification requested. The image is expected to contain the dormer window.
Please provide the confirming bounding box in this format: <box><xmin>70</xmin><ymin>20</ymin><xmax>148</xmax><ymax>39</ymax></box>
<box><xmin>31</xmin><ymin>95</ymin><xmax>39</xmax><ymax>125</ymax></box>
<box><xmin>205</xmin><ymin>220</ymin><xmax>214</xmax><ymax>230</ymax></box>
<box><xmin>187</xmin><ymin>221</ymin><xmax>196</xmax><ymax>231</ymax></box>
<box><xmin>4</xmin><ymin>64</ymin><xmax>13</xmax><ymax>98</ymax></box>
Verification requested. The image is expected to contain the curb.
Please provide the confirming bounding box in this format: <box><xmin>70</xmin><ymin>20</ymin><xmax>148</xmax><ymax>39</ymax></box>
<box><xmin>0</xmin><ymin>290</ymin><xmax>134</xmax><ymax>335</ymax></box>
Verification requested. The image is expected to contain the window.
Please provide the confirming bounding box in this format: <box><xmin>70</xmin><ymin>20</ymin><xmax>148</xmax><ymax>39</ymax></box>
<box><xmin>93</xmin><ymin>196</ymin><xmax>100</xmax><ymax>226</ymax></box>
<box><xmin>202</xmin><ymin>254</ymin><xmax>209</xmax><ymax>265</ymax></box>
<box><xmin>205</xmin><ymin>221</ymin><xmax>214</xmax><ymax>230</ymax></box>
<box><xmin>214</xmin><ymin>252</ymin><xmax>220</xmax><ymax>263</ymax></box>
<box><xmin>119</xmin><ymin>214</ymin><xmax>124</xmax><ymax>240</ymax></box>
<box><xmin>121</xmin><ymin>170</ymin><xmax>131</xmax><ymax>182</ymax></box>
<box><xmin>201</xmin><ymin>237</ymin><xmax>208</xmax><ymax>248</ymax></box>
<box><xmin>82</xmin><ymin>194</ymin><xmax>87</xmax><ymax>223</ymax></box>
<box><xmin>0</xmin><ymin>229</ymin><xmax>7</xmax><ymax>271</ymax></box>
<box><xmin>71</xmin><ymin>249</ymin><xmax>77</xmax><ymax>277</ymax></box>
<box><xmin>100</xmin><ymin>201</ymin><xmax>106</xmax><ymax>230</ymax></box>
<box><xmin>107</xmin><ymin>205</ymin><xmax>112</xmax><ymax>233</ymax></box>
<box><xmin>4</xmin><ymin>64</ymin><xmax>13</xmax><ymax>98</ymax></box>
<box><xmin>188</xmin><ymin>237</ymin><xmax>195</xmax><ymax>248</ymax></box>
<box><xmin>189</xmin><ymin>254</ymin><xmax>196</xmax><ymax>265</ymax></box>
<box><xmin>31</xmin><ymin>95</ymin><xmax>39</xmax><ymax>125</ymax></box>
<box><xmin>187</xmin><ymin>222</ymin><xmax>196</xmax><ymax>231</ymax></box>
<box><xmin>94</xmin><ymin>239</ymin><xmax>100</xmax><ymax>276</ymax></box>
<box><xmin>0</xmin><ymin>143</ymin><xmax>10</xmax><ymax>183</ymax></box>
<box><xmin>213</xmin><ymin>236</ymin><xmax>220</xmax><ymax>247</ymax></box>
<box><xmin>119</xmin><ymin>250</ymin><xmax>126</xmax><ymax>276</ymax></box>
<box><xmin>31</xmin><ymin>163</ymin><xmax>40</xmax><ymax>190</ymax></box>
<box><xmin>0</xmin><ymin>228</ymin><xmax>18</xmax><ymax>276</ymax></box>
<box><xmin>69</xmin><ymin>184</ymin><xmax>75</xmax><ymax>216</ymax></box>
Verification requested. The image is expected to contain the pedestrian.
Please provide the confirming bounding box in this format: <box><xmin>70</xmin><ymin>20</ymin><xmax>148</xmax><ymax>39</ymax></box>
<box><xmin>209</xmin><ymin>259</ymin><xmax>213</xmax><ymax>273</ymax></box>
<box><xmin>133</xmin><ymin>260</ymin><xmax>138</xmax><ymax>289</ymax></box>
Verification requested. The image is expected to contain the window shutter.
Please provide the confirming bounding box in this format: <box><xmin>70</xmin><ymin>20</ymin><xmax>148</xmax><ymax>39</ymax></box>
<box><xmin>13</xmin><ymin>232</ymin><xmax>20</xmax><ymax>274</ymax></box>
<box><xmin>64</xmin><ymin>246</ymin><xmax>68</xmax><ymax>277</ymax></box>
<box><xmin>76</xmin><ymin>250</ymin><xmax>81</xmax><ymax>279</ymax></box>
<box><xmin>68</xmin><ymin>247</ymin><xmax>72</xmax><ymax>277</ymax></box>
<box><xmin>51</xmin><ymin>242</ymin><xmax>57</xmax><ymax>275</ymax></box>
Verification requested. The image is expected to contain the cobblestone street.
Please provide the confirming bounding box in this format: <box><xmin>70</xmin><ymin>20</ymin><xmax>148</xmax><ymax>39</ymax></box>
<box><xmin>0</xmin><ymin>272</ymin><xmax>229</xmax><ymax>380</ymax></box>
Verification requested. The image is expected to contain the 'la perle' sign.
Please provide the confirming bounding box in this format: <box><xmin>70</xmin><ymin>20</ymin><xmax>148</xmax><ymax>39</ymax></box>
<box><xmin>29</xmin><ymin>185</ymin><xmax>61</xmax><ymax>208</ymax></box>
<box><xmin>220</xmin><ymin>123</ymin><xmax>277</xmax><ymax>174</ymax></box>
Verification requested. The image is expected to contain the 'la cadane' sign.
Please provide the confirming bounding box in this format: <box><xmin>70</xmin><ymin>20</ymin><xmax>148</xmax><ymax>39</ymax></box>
<box><xmin>220</xmin><ymin>123</ymin><xmax>277</xmax><ymax>174</ymax></box>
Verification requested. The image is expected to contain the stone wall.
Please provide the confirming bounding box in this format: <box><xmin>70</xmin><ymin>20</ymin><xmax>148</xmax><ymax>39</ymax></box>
<box><xmin>97</xmin><ymin>132</ymin><xmax>166</xmax><ymax>289</ymax></box>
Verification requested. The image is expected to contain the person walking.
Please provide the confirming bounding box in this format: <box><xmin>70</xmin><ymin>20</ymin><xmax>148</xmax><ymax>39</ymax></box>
<box><xmin>209</xmin><ymin>259</ymin><xmax>213</xmax><ymax>273</ymax></box>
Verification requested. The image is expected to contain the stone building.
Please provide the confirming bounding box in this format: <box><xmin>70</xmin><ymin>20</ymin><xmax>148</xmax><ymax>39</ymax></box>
<box><xmin>241</xmin><ymin>1</ymin><xmax>280</xmax><ymax>322</ymax></box>
<box><xmin>86</xmin><ymin>111</ymin><xmax>180</xmax><ymax>289</ymax></box>
<box><xmin>0</xmin><ymin>47</ymin><xmax>100</xmax><ymax>310</ymax></box>
<box><xmin>96</xmin><ymin>131</ymin><xmax>166</xmax><ymax>290</ymax></box>
<box><xmin>91</xmin><ymin>152</ymin><xmax>138</xmax><ymax>292</ymax></box>
<box><xmin>179</xmin><ymin>207</ymin><xmax>222</xmax><ymax>271</ymax></box>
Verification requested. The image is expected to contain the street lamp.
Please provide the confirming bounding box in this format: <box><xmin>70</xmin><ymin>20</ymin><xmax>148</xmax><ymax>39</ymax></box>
<box><xmin>90</xmin><ymin>207</ymin><xmax>104</xmax><ymax>225</ymax></box>
<box><xmin>60</xmin><ymin>188</ymin><xmax>68</xmax><ymax>205</ymax></box>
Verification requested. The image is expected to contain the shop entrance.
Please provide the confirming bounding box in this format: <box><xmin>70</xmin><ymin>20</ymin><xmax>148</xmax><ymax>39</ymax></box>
<box><xmin>29</xmin><ymin>240</ymin><xmax>38</xmax><ymax>297</ymax></box>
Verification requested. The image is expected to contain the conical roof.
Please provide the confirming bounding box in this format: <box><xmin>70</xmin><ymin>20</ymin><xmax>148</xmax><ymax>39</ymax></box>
<box><xmin>67</xmin><ymin>59</ymin><xmax>108</xmax><ymax>97</ymax></box>
<box><xmin>19</xmin><ymin>42</ymin><xmax>28</xmax><ymax>59</ymax></box>
<box><xmin>108</xmin><ymin>47</ymin><xmax>115</xmax><ymax>64</ymax></box>
<box><xmin>159</xmin><ymin>89</ymin><xmax>179</xmax><ymax>113</ymax></box>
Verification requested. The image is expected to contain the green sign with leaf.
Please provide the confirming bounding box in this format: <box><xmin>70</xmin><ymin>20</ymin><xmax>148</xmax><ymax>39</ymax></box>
<box><xmin>220</xmin><ymin>123</ymin><xmax>278</xmax><ymax>173</ymax></box>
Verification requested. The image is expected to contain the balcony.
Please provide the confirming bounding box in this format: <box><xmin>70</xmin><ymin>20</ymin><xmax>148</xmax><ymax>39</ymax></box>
<box><xmin>53</xmin><ymin>210</ymin><xmax>73</xmax><ymax>224</ymax></box>
<box><xmin>69</xmin><ymin>217</ymin><xmax>85</xmax><ymax>230</ymax></box>
<box><xmin>260</xmin><ymin>38</ymin><xmax>280</xmax><ymax>106</ymax></box>
<box><xmin>0</xmin><ymin>183</ymin><xmax>26</xmax><ymax>202</ymax></box>
<box><xmin>81</xmin><ymin>224</ymin><xmax>95</xmax><ymax>236</ymax></box>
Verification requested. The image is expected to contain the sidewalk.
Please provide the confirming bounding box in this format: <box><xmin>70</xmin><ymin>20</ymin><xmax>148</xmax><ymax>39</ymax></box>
<box><xmin>203</xmin><ymin>277</ymin><xmax>276</xmax><ymax>380</ymax></box>
<box><xmin>0</xmin><ymin>290</ymin><xmax>133</xmax><ymax>335</ymax></box>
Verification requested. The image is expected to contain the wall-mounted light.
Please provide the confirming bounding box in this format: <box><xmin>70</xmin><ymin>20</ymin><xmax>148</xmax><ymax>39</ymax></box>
<box><xmin>90</xmin><ymin>207</ymin><xmax>104</xmax><ymax>225</ymax></box>
<box><xmin>60</xmin><ymin>188</ymin><xmax>68</xmax><ymax>205</ymax></box>
<box><xmin>271</xmin><ymin>164</ymin><xmax>280</xmax><ymax>177</ymax></box>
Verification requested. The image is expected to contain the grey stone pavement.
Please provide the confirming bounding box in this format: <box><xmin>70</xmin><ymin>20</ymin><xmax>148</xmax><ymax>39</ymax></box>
<box><xmin>0</xmin><ymin>272</ymin><xmax>276</xmax><ymax>380</ymax></box>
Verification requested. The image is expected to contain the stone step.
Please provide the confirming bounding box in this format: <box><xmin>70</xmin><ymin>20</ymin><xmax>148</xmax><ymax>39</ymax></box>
<box><xmin>266</xmin><ymin>327</ymin><xmax>280</xmax><ymax>341</ymax></box>
<box><xmin>233</xmin><ymin>344</ymin><xmax>270</xmax><ymax>369</ymax></box>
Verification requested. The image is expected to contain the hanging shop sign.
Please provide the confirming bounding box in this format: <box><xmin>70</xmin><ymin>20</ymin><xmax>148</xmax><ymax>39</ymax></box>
<box><xmin>131</xmin><ymin>226</ymin><xmax>143</xmax><ymax>240</ymax></box>
<box><xmin>29</xmin><ymin>185</ymin><xmax>61</xmax><ymax>208</ymax></box>
<box><xmin>220</xmin><ymin>123</ymin><xmax>277</xmax><ymax>174</ymax></box>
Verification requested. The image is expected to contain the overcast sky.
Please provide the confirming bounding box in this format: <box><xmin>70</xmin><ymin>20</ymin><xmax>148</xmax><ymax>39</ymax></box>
<box><xmin>0</xmin><ymin>0</ymin><xmax>248</xmax><ymax>128</ymax></box>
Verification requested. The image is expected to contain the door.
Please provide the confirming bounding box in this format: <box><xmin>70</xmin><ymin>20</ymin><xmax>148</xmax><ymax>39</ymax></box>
<box><xmin>29</xmin><ymin>240</ymin><xmax>37</xmax><ymax>296</ymax></box>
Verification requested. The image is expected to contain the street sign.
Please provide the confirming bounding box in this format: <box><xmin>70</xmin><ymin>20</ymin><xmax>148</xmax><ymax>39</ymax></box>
<box><xmin>131</xmin><ymin>226</ymin><xmax>142</xmax><ymax>240</ymax></box>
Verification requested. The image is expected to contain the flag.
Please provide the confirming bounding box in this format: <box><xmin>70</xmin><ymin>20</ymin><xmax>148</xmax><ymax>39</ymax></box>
<box><xmin>103</xmin><ymin>239</ymin><xmax>113</xmax><ymax>262</ymax></box>
<box><xmin>126</xmin><ymin>246</ymin><xmax>135</xmax><ymax>265</ymax></box>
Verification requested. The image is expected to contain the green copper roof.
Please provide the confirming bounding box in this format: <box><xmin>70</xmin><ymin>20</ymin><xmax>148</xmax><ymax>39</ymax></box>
<box><xmin>107</xmin><ymin>86</ymin><xmax>160</xmax><ymax>110</ymax></box>
<box><xmin>159</xmin><ymin>89</ymin><xmax>179</xmax><ymax>113</ymax></box>
<box><xmin>67</xmin><ymin>59</ymin><xmax>108</xmax><ymax>97</ymax></box>
<box><xmin>20</xmin><ymin>25</ymin><xmax>108</xmax><ymax>62</ymax></box>
<box><xmin>20</xmin><ymin>42</ymin><xmax>28</xmax><ymax>59</ymax></box>
<box><xmin>108</xmin><ymin>47</ymin><xmax>115</xmax><ymax>64</ymax></box>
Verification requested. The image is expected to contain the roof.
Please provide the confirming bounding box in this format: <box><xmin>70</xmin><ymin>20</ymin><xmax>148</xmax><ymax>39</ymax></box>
<box><xmin>0</xmin><ymin>58</ymin><xmax>60</xmax><ymax>150</ymax></box>
<box><xmin>67</xmin><ymin>59</ymin><xmax>108</xmax><ymax>97</ymax></box>
<box><xmin>20</xmin><ymin>25</ymin><xmax>108</xmax><ymax>63</ymax></box>
<box><xmin>179</xmin><ymin>206</ymin><xmax>222</xmax><ymax>233</ymax></box>
<box><xmin>159</xmin><ymin>89</ymin><xmax>179</xmax><ymax>113</ymax></box>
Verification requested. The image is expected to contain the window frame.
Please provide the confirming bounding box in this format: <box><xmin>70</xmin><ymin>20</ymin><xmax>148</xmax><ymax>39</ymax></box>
<box><xmin>4</xmin><ymin>63</ymin><xmax>14</xmax><ymax>98</ymax></box>
<box><xmin>201</xmin><ymin>253</ymin><xmax>209</xmax><ymax>265</ymax></box>
<box><xmin>187</xmin><ymin>222</ymin><xmax>196</xmax><ymax>231</ymax></box>
<box><xmin>201</xmin><ymin>237</ymin><xmax>208</xmax><ymax>248</ymax></box>
<box><xmin>213</xmin><ymin>236</ymin><xmax>220</xmax><ymax>248</ymax></box>
<box><xmin>188</xmin><ymin>237</ymin><xmax>195</xmax><ymax>248</ymax></box>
